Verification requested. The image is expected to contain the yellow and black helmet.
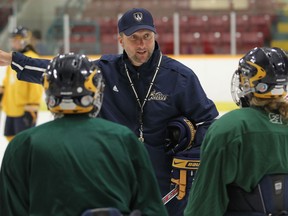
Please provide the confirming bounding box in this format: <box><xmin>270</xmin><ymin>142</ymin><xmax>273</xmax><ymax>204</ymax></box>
<box><xmin>43</xmin><ymin>53</ymin><xmax>104</xmax><ymax>116</ymax></box>
<box><xmin>231</xmin><ymin>47</ymin><xmax>288</xmax><ymax>107</ymax></box>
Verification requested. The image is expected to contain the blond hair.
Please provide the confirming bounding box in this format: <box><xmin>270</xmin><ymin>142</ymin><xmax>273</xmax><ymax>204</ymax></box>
<box><xmin>250</xmin><ymin>96</ymin><xmax>288</xmax><ymax>120</ymax></box>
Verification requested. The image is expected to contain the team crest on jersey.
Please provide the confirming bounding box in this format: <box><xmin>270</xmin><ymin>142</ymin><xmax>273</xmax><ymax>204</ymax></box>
<box><xmin>148</xmin><ymin>90</ymin><xmax>168</xmax><ymax>101</ymax></box>
<box><xmin>133</xmin><ymin>12</ymin><xmax>143</xmax><ymax>22</ymax></box>
<box><xmin>268</xmin><ymin>113</ymin><xmax>283</xmax><ymax>124</ymax></box>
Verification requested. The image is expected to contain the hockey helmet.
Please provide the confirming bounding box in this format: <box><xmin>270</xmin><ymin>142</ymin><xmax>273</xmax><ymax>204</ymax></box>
<box><xmin>43</xmin><ymin>53</ymin><xmax>105</xmax><ymax>116</ymax></box>
<box><xmin>10</xmin><ymin>26</ymin><xmax>33</xmax><ymax>49</ymax></box>
<box><xmin>231</xmin><ymin>47</ymin><xmax>288</xmax><ymax>107</ymax></box>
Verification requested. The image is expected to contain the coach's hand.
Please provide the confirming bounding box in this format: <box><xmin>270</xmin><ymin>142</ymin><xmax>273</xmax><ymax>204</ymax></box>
<box><xmin>0</xmin><ymin>50</ymin><xmax>12</xmax><ymax>66</ymax></box>
<box><xmin>171</xmin><ymin>147</ymin><xmax>200</xmax><ymax>200</ymax></box>
<box><xmin>165</xmin><ymin>116</ymin><xmax>196</xmax><ymax>155</ymax></box>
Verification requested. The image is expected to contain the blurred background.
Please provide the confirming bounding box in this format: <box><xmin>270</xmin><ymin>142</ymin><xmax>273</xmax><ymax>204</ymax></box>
<box><xmin>1</xmin><ymin>0</ymin><xmax>288</xmax><ymax>56</ymax></box>
<box><xmin>1</xmin><ymin>0</ymin><xmax>287</xmax><ymax>162</ymax></box>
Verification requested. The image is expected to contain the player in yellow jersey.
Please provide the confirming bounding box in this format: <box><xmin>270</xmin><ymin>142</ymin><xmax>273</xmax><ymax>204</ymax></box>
<box><xmin>0</xmin><ymin>26</ymin><xmax>43</xmax><ymax>141</ymax></box>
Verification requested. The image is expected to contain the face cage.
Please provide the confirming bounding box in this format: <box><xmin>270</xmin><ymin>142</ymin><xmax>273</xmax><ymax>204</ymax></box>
<box><xmin>231</xmin><ymin>70</ymin><xmax>243</xmax><ymax>107</ymax></box>
<box><xmin>89</xmin><ymin>89</ymin><xmax>104</xmax><ymax>118</ymax></box>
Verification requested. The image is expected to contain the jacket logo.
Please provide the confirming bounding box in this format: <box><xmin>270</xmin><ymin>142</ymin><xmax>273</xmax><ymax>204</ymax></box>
<box><xmin>269</xmin><ymin>113</ymin><xmax>283</xmax><ymax>124</ymax></box>
<box><xmin>133</xmin><ymin>12</ymin><xmax>143</xmax><ymax>22</ymax></box>
<box><xmin>113</xmin><ymin>85</ymin><xmax>119</xmax><ymax>92</ymax></box>
<box><xmin>148</xmin><ymin>90</ymin><xmax>168</xmax><ymax>101</ymax></box>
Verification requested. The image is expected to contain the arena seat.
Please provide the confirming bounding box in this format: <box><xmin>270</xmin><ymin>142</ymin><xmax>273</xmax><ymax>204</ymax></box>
<box><xmin>187</xmin><ymin>15</ymin><xmax>209</xmax><ymax>33</ymax></box>
<box><xmin>50</xmin><ymin>0</ymin><xmax>281</xmax><ymax>55</ymax></box>
<box><xmin>100</xmin><ymin>33</ymin><xmax>118</xmax><ymax>54</ymax></box>
<box><xmin>98</xmin><ymin>18</ymin><xmax>118</xmax><ymax>35</ymax></box>
<box><xmin>249</xmin><ymin>14</ymin><xmax>272</xmax><ymax>39</ymax></box>
<box><xmin>0</xmin><ymin>6</ymin><xmax>12</xmax><ymax>32</ymax></box>
<box><xmin>154</xmin><ymin>16</ymin><xmax>173</xmax><ymax>34</ymax></box>
<box><xmin>67</xmin><ymin>22</ymin><xmax>100</xmax><ymax>54</ymax></box>
<box><xmin>236</xmin><ymin>14</ymin><xmax>250</xmax><ymax>32</ymax></box>
<box><xmin>179</xmin><ymin>15</ymin><xmax>190</xmax><ymax>33</ymax></box>
<box><xmin>236</xmin><ymin>31</ymin><xmax>264</xmax><ymax>54</ymax></box>
<box><xmin>180</xmin><ymin>32</ymin><xmax>203</xmax><ymax>54</ymax></box>
<box><xmin>208</xmin><ymin>14</ymin><xmax>230</xmax><ymax>33</ymax></box>
<box><xmin>157</xmin><ymin>33</ymin><xmax>174</xmax><ymax>54</ymax></box>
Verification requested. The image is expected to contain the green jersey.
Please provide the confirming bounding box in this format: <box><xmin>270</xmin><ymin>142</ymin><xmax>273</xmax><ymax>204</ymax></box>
<box><xmin>184</xmin><ymin>107</ymin><xmax>288</xmax><ymax>216</ymax></box>
<box><xmin>0</xmin><ymin>115</ymin><xmax>168</xmax><ymax>216</ymax></box>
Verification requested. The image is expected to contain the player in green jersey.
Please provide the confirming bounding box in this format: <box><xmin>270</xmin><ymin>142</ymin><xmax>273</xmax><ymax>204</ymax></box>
<box><xmin>0</xmin><ymin>53</ymin><xmax>168</xmax><ymax>216</ymax></box>
<box><xmin>184</xmin><ymin>47</ymin><xmax>288</xmax><ymax>216</ymax></box>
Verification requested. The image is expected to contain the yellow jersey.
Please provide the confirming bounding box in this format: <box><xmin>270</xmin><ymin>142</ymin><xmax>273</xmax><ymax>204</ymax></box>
<box><xmin>2</xmin><ymin>50</ymin><xmax>43</xmax><ymax>116</ymax></box>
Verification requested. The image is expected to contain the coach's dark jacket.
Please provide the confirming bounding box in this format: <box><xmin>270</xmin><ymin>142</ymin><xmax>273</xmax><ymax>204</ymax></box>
<box><xmin>11</xmin><ymin>42</ymin><xmax>219</xmax><ymax>216</ymax></box>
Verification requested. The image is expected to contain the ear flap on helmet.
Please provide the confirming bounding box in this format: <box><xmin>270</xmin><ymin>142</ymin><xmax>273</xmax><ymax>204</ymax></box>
<box><xmin>42</xmin><ymin>73</ymin><xmax>49</xmax><ymax>90</ymax></box>
<box><xmin>84</xmin><ymin>71</ymin><xmax>98</xmax><ymax>93</ymax></box>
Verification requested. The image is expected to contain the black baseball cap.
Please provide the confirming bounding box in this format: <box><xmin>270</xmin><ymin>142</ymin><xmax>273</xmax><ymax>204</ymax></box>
<box><xmin>118</xmin><ymin>8</ymin><xmax>156</xmax><ymax>36</ymax></box>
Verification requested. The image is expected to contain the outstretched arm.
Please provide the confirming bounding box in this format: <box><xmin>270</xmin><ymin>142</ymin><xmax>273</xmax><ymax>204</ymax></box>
<box><xmin>0</xmin><ymin>50</ymin><xmax>50</xmax><ymax>84</ymax></box>
<box><xmin>0</xmin><ymin>50</ymin><xmax>12</xmax><ymax>66</ymax></box>
<box><xmin>11</xmin><ymin>52</ymin><xmax>50</xmax><ymax>84</ymax></box>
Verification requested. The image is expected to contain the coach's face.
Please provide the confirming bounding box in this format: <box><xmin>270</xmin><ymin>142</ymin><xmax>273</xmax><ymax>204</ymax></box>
<box><xmin>119</xmin><ymin>29</ymin><xmax>155</xmax><ymax>67</ymax></box>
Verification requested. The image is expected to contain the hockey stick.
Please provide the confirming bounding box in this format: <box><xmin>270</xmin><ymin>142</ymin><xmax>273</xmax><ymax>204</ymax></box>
<box><xmin>162</xmin><ymin>185</ymin><xmax>179</xmax><ymax>205</ymax></box>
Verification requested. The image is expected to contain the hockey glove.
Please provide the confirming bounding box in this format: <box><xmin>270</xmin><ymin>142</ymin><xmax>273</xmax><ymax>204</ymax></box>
<box><xmin>165</xmin><ymin>116</ymin><xmax>196</xmax><ymax>156</ymax></box>
<box><xmin>23</xmin><ymin>104</ymin><xmax>39</xmax><ymax>128</ymax></box>
<box><xmin>171</xmin><ymin>147</ymin><xmax>200</xmax><ymax>200</ymax></box>
<box><xmin>23</xmin><ymin>111</ymin><xmax>38</xmax><ymax>127</ymax></box>
<box><xmin>0</xmin><ymin>86</ymin><xmax>4</xmax><ymax>107</ymax></box>
<box><xmin>23</xmin><ymin>104</ymin><xmax>39</xmax><ymax>127</ymax></box>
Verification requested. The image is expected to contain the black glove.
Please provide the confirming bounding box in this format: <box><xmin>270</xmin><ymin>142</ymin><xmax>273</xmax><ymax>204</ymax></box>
<box><xmin>0</xmin><ymin>92</ymin><xmax>3</xmax><ymax>103</ymax></box>
<box><xmin>23</xmin><ymin>111</ymin><xmax>38</xmax><ymax>127</ymax></box>
<box><xmin>0</xmin><ymin>86</ymin><xmax>4</xmax><ymax>107</ymax></box>
<box><xmin>171</xmin><ymin>147</ymin><xmax>200</xmax><ymax>200</ymax></box>
<box><xmin>165</xmin><ymin>116</ymin><xmax>196</xmax><ymax>155</ymax></box>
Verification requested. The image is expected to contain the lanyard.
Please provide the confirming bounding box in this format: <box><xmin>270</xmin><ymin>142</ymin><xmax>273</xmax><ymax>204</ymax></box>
<box><xmin>124</xmin><ymin>53</ymin><xmax>163</xmax><ymax>142</ymax></box>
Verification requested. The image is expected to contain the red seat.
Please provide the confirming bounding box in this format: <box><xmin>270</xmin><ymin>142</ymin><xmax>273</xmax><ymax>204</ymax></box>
<box><xmin>157</xmin><ymin>33</ymin><xmax>174</xmax><ymax>54</ymax></box>
<box><xmin>187</xmin><ymin>15</ymin><xmax>209</xmax><ymax>33</ymax></box>
<box><xmin>179</xmin><ymin>16</ymin><xmax>190</xmax><ymax>33</ymax></box>
<box><xmin>70</xmin><ymin>35</ymin><xmax>97</xmax><ymax>43</ymax></box>
<box><xmin>241</xmin><ymin>31</ymin><xmax>264</xmax><ymax>46</ymax></box>
<box><xmin>99</xmin><ymin>18</ymin><xmax>118</xmax><ymax>34</ymax></box>
<box><xmin>100</xmin><ymin>33</ymin><xmax>118</xmax><ymax>54</ymax></box>
<box><xmin>0</xmin><ymin>6</ymin><xmax>12</xmax><ymax>31</ymax></box>
<box><xmin>71</xmin><ymin>25</ymin><xmax>96</xmax><ymax>34</ymax></box>
<box><xmin>180</xmin><ymin>32</ymin><xmax>202</xmax><ymax>45</ymax></box>
<box><xmin>155</xmin><ymin>16</ymin><xmax>173</xmax><ymax>34</ymax></box>
<box><xmin>236</xmin><ymin>14</ymin><xmax>250</xmax><ymax>32</ymax></box>
<box><xmin>249</xmin><ymin>14</ymin><xmax>272</xmax><ymax>39</ymax></box>
<box><xmin>180</xmin><ymin>32</ymin><xmax>203</xmax><ymax>54</ymax></box>
<box><xmin>236</xmin><ymin>31</ymin><xmax>264</xmax><ymax>54</ymax></box>
<box><xmin>208</xmin><ymin>14</ymin><xmax>230</xmax><ymax>32</ymax></box>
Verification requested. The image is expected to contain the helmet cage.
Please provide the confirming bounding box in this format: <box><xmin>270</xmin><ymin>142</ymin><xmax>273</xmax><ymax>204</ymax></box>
<box><xmin>231</xmin><ymin>69</ymin><xmax>242</xmax><ymax>107</ymax></box>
